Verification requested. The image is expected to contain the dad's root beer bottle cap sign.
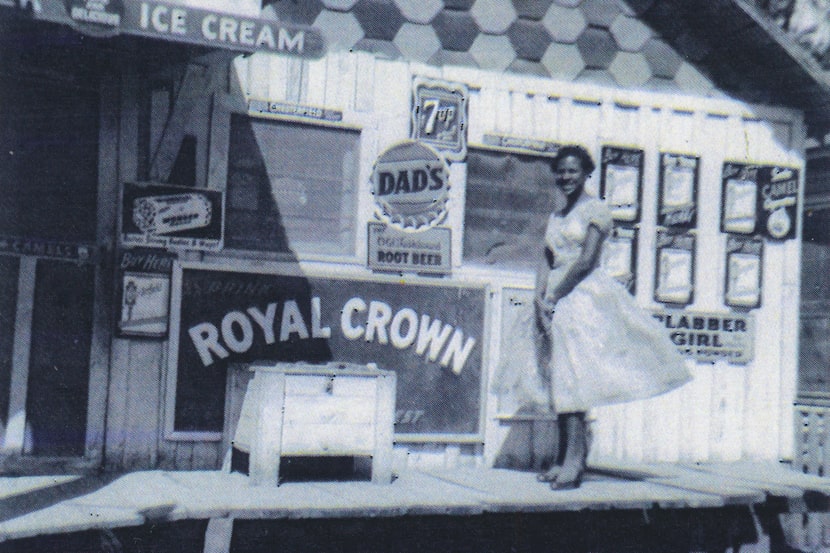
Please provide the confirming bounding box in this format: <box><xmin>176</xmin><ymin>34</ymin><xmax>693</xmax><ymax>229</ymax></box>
<box><xmin>371</xmin><ymin>141</ymin><xmax>449</xmax><ymax>230</ymax></box>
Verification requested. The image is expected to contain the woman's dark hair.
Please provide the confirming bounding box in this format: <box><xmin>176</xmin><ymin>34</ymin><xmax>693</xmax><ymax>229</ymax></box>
<box><xmin>552</xmin><ymin>145</ymin><xmax>595</xmax><ymax>175</ymax></box>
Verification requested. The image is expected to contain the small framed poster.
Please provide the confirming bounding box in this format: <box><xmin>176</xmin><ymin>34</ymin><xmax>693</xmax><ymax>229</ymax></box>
<box><xmin>411</xmin><ymin>77</ymin><xmax>468</xmax><ymax>162</ymax></box>
<box><xmin>119</xmin><ymin>272</ymin><xmax>171</xmax><ymax>337</ymax></box>
<box><xmin>659</xmin><ymin>153</ymin><xmax>699</xmax><ymax>229</ymax></box>
<box><xmin>117</xmin><ymin>248</ymin><xmax>175</xmax><ymax>338</ymax></box>
<box><xmin>758</xmin><ymin>166</ymin><xmax>799</xmax><ymax>241</ymax></box>
<box><xmin>602</xmin><ymin>226</ymin><xmax>638</xmax><ymax>294</ymax></box>
<box><xmin>600</xmin><ymin>146</ymin><xmax>643</xmax><ymax>223</ymax></box>
<box><xmin>725</xmin><ymin>236</ymin><xmax>763</xmax><ymax>309</ymax></box>
<box><xmin>654</xmin><ymin>230</ymin><xmax>695</xmax><ymax>305</ymax></box>
<box><xmin>721</xmin><ymin>163</ymin><xmax>759</xmax><ymax>235</ymax></box>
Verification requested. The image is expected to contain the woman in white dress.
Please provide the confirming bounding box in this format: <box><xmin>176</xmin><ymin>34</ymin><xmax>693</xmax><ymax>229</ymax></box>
<box><xmin>534</xmin><ymin>145</ymin><xmax>692</xmax><ymax>490</ymax></box>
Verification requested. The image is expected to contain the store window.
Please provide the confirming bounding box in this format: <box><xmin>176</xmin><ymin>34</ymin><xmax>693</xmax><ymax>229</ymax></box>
<box><xmin>462</xmin><ymin>149</ymin><xmax>561</xmax><ymax>268</ymax></box>
<box><xmin>799</xmin><ymin>203</ymin><xmax>830</xmax><ymax>399</ymax></box>
<box><xmin>225</xmin><ymin>115</ymin><xmax>360</xmax><ymax>257</ymax></box>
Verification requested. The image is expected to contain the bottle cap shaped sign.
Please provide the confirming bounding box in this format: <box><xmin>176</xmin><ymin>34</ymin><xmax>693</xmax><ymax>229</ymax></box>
<box><xmin>371</xmin><ymin>141</ymin><xmax>450</xmax><ymax>230</ymax></box>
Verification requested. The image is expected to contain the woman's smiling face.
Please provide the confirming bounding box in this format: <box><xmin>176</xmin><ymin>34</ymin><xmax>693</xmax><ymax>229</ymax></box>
<box><xmin>555</xmin><ymin>155</ymin><xmax>586</xmax><ymax>197</ymax></box>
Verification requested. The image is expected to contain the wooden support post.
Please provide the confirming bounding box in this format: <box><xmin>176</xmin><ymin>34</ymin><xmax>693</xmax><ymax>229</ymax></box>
<box><xmin>203</xmin><ymin>518</ymin><xmax>233</xmax><ymax>553</ymax></box>
<box><xmin>3</xmin><ymin>257</ymin><xmax>36</xmax><ymax>454</ymax></box>
<box><xmin>249</xmin><ymin>372</ymin><xmax>285</xmax><ymax>486</ymax></box>
<box><xmin>372</xmin><ymin>372</ymin><xmax>396</xmax><ymax>484</ymax></box>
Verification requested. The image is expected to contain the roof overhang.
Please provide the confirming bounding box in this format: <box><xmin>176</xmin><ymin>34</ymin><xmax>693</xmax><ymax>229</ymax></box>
<box><xmin>636</xmin><ymin>0</ymin><xmax>830</xmax><ymax>138</ymax></box>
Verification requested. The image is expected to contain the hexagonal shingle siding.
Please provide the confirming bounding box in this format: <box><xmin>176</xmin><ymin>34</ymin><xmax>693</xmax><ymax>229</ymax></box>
<box><xmin>542</xmin><ymin>3</ymin><xmax>587</xmax><ymax>44</ymax></box>
<box><xmin>314</xmin><ymin>10</ymin><xmax>364</xmax><ymax>51</ymax></box>
<box><xmin>471</xmin><ymin>0</ymin><xmax>517</xmax><ymax>34</ymax></box>
<box><xmin>394</xmin><ymin>0</ymin><xmax>442</xmax><ymax>24</ymax></box>
<box><xmin>263</xmin><ymin>0</ymin><xmax>323</xmax><ymax>25</ymax></box>
<box><xmin>393</xmin><ymin>22</ymin><xmax>441</xmax><ymax>63</ymax></box>
<box><xmin>469</xmin><ymin>33</ymin><xmax>516</xmax><ymax>72</ymax></box>
<box><xmin>541</xmin><ymin>42</ymin><xmax>585</xmax><ymax>80</ymax></box>
<box><xmin>580</xmin><ymin>0</ymin><xmax>620</xmax><ymax>27</ymax></box>
<box><xmin>431</xmin><ymin>9</ymin><xmax>479</xmax><ymax>51</ymax></box>
<box><xmin>609</xmin><ymin>51</ymin><xmax>652</xmax><ymax>87</ymax></box>
<box><xmin>508</xmin><ymin>19</ymin><xmax>553</xmax><ymax>62</ymax></box>
<box><xmin>353</xmin><ymin>0</ymin><xmax>406</xmax><ymax>41</ymax></box>
<box><xmin>513</xmin><ymin>0</ymin><xmax>552</xmax><ymax>20</ymax></box>
<box><xmin>300</xmin><ymin>0</ymin><xmax>715</xmax><ymax>95</ymax></box>
<box><xmin>576</xmin><ymin>27</ymin><xmax>617</xmax><ymax>70</ymax></box>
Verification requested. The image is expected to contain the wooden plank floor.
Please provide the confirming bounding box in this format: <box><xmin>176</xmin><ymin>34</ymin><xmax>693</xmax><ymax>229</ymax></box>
<box><xmin>0</xmin><ymin>461</ymin><xmax>828</xmax><ymax>542</ymax></box>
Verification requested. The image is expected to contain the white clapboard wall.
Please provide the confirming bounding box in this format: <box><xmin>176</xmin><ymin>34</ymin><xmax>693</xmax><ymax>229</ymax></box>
<box><xmin>107</xmin><ymin>50</ymin><xmax>803</xmax><ymax>471</ymax></box>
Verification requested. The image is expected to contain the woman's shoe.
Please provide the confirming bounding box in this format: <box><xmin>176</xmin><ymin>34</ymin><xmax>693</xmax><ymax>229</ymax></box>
<box><xmin>549</xmin><ymin>471</ymin><xmax>582</xmax><ymax>490</ymax></box>
<box><xmin>537</xmin><ymin>466</ymin><xmax>561</xmax><ymax>482</ymax></box>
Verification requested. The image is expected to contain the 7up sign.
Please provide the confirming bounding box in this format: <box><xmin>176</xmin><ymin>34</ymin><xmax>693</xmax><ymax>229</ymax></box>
<box><xmin>411</xmin><ymin>77</ymin><xmax>467</xmax><ymax>162</ymax></box>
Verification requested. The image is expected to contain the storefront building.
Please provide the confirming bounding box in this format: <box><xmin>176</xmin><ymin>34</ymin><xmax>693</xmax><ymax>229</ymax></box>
<box><xmin>0</xmin><ymin>0</ymin><xmax>825</xmax><ymax>476</ymax></box>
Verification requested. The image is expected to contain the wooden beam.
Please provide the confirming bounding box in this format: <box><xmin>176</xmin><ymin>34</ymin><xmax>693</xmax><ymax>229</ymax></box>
<box><xmin>3</xmin><ymin>257</ymin><xmax>36</xmax><ymax>454</ymax></box>
<box><xmin>148</xmin><ymin>52</ymin><xmax>238</xmax><ymax>183</ymax></box>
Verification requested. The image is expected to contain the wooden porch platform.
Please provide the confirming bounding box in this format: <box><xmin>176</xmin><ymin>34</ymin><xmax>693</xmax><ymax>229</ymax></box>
<box><xmin>0</xmin><ymin>460</ymin><xmax>829</xmax><ymax>549</ymax></box>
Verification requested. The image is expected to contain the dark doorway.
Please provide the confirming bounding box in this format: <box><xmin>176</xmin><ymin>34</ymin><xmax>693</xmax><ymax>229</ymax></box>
<box><xmin>25</xmin><ymin>260</ymin><xmax>94</xmax><ymax>456</ymax></box>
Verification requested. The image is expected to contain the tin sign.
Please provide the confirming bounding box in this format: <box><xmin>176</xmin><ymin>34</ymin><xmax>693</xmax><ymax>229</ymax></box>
<box><xmin>371</xmin><ymin>141</ymin><xmax>450</xmax><ymax>230</ymax></box>
<box><xmin>411</xmin><ymin>77</ymin><xmax>467</xmax><ymax>161</ymax></box>
<box><xmin>368</xmin><ymin>223</ymin><xmax>451</xmax><ymax>275</ymax></box>
<box><xmin>650</xmin><ymin>309</ymin><xmax>755</xmax><ymax>364</ymax></box>
<box><xmin>122</xmin><ymin>182</ymin><xmax>224</xmax><ymax>251</ymax></box>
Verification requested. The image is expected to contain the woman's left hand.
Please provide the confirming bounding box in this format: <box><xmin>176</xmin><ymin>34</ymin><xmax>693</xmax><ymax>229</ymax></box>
<box><xmin>536</xmin><ymin>295</ymin><xmax>557</xmax><ymax>320</ymax></box>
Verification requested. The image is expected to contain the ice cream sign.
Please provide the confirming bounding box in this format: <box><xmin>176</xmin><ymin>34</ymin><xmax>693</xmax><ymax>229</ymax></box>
<box><xmin>122</xmin><ymin>182</ymin><xmax>224</xmax><ymax>251</ymax></box>
<box><xmin>61</xmin><ymin>0</ymin><xmax>325</xmax><ymax>59</ymax></box>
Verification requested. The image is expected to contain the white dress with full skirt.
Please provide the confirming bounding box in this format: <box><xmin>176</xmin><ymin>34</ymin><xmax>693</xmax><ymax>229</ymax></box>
<box><xmin>496</xmin><ymin>194</ymin><xmax>692</xmax><ymax>413</ymax></box>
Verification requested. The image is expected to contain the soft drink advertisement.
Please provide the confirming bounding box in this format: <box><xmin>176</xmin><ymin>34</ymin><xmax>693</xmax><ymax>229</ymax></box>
<box><xmin>171</xmin><ymin>266</ymin><xmax>486</xmax><ymax>439</ymax></box>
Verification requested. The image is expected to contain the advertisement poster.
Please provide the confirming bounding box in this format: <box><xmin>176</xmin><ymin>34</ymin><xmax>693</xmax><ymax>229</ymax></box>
<box><xmin>721</xmin><ymin>163</ymin><xmax>799</xmax><ymax>239</ymax></box>
<box><xmin>121</xmin><ymin>182</ymin><xmax>225</xmax><ymax>251</ymax></box>
<box><xmin>411</xmin><ymin>77</ymin><xmax>468</xmax><ymax>161</ymax></box>
<box><xmin>169</xmin><ymin>265</ymin><xmax>487</xmax><ymax>441</ymax></box>
<box><xmin>725</xmin><ymin>236</ymin><xmax>764</xmax><ymax>308</ymax></box>
<box><xmin>758</xmin><ymin>165</ymin><xmax>799</xmax><ymax>240</ymax></box>
<box><xmin>117</xmin><ymin>248</ymin><xmax>176</xmax><ymax>337</ymax></box>
<box><xmin>370</xmin><ymin>141</ymin><xmax>450</xmax><ymax>230</ymax></box>
<box><xmin>650</xmin><ymin>309</ymin><xmax>754</xmax><ymax>364</ymax></box>
<box><xmin>368</xmin><ymin>223</ymin><xmax>451</xmax><ymax>275</ymax></box>
<box><xmin>654</xmin><ymin>230</ymin><xmax>695</xmax><ymax>305</ymax></box>
<box><xmin>600</xmin><ymin>146</ymin><xmax>643</xmax><ymax>223</ymax></box>
<box><xmin>659</xmin><ymin>153</ymin><xmax>699</xmax><ymax>229</ymax></box>
<box><xmin>721</xmin><ymin>163</ymin><xmax>759</xmax><ymax>235</ymax></box>
<box><xmin>602</xmin><ymin>226</ymin><xmax>638</xmax><ymax>293</ymax></box>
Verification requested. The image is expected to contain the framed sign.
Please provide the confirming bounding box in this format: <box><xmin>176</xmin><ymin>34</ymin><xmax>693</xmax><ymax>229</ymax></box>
<box><xmin>481</xmin><ymin>134</ymin><xmax>560</xmax><ymax>157</ymax></box>
<box><xmin>654</xmin><ymin>230</ymin><xmax>695</xmax><ymax>305</ymax></box>
<box><xmin>721</xmin><ymin>163</ymin><xmax>759</xmax><ymax>235</ymax></box>
<box><xmin>367</xmin><ymin>223</ymin><xmax>452</xmax><ymax>275</ymax></box>
<box><xmin>168</xmin><ymin>264</ymin><xmax>487</xmax><ymax>442</ymax></box>
<box><xmin>658</xmin><ymin>153</ymin><xmax>699</xmax><ymax>229</ymax></box>
<box><xmin>411</xmin><ymin>77</ymin><xmax>468</xmax><ymax>161</ymax></box>
<box><xmin>725</xmin><ymin>236</ymin><xmax>763</xmax><ymax>309</ymax></box>
<box><xmin>121</xmin><ymin>182</ymin><xmax>225</xmax><ymax>251</ymax></box>
<box><xmin>758</xmin><ymin>166</ymin><xmax>799</xmax><ymax>240</ymax></box>
<box><xmin>370</xmin><ymin>141</ymin><xmax>450</xmax><ymax>230</ymax></box>
<box><xmin>602</xmin><ymin>226</ymin><xmax>638</xmax><ymax>294</ymax></box>
<box><xmin>651</xmin><ymin>309</ymin><xmax>754</xmax><ymax>364</ymax></box>
<box><xmin>600</xmin><ymin>146</ymin><xmax>643</xmax><ymax>223</ymax></box>
<box><xmin>117</xmin><ymin>248</ymin><xmax>175</xmax><ymax>337</ymax></box>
